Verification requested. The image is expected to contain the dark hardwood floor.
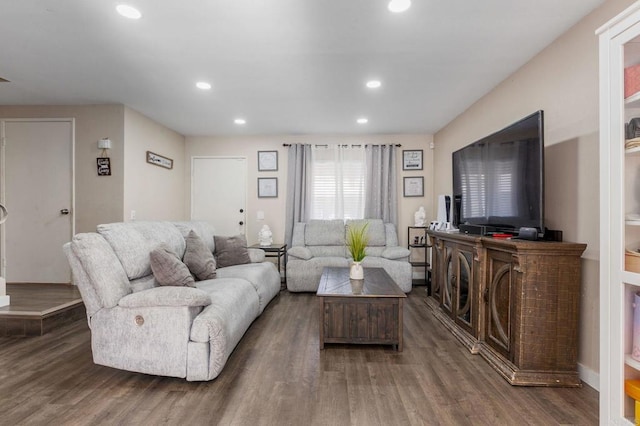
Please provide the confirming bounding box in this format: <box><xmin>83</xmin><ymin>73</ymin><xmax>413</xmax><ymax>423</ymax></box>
<box><xmin>0</xmin><ymin>289</ymin><xmax>598</xmax><ymax>425</ymax></box>
<box><xmin>0</xmin><ymin>283</ymin><xmax>84</xmax><ymax>336</ymax></box>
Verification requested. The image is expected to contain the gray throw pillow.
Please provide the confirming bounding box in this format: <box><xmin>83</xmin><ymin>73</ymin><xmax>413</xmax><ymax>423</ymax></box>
<box><xmin>214</xmin><ymin>234</ymin><xmax>251</xmax><ymax>268</ymax></box>
<box><xmin>149</xmin><ymin>245</ymin><xmax>195</xmax><ymax>287</ymax></box>
<box><xmin>183</xmin><ymin>230</ymin><xmax>217</xmax><ymax>280</ymax></box>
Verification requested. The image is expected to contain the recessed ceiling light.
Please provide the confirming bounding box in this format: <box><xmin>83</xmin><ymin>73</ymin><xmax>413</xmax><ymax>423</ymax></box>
<box><xmin>234</xmin><ymin>118</ymin><xmax>246</xmax><ymax>125</ymax></box>
<box><xmin>116</xmin><ymin>4</ymin><xmax>142</xmax><ymax>19</ymax></box>
<box><xmin>196</xmin><ymin>82</ymin><xmax>211</xmax><ymax>90</ymax></box>
<box><xmin>366</xmin><ymin>80</ymin><xmax>382</xmax><ymax>89</ymax></box>
<box><xmin>388</xmin><ymin>0</ymin><xmax>411</xmax><ymax>13</ymax></box>
<box><xmin>357</xmin><ymin>118</ymin><xmax>368</xmax><ymax>124</ymax></box>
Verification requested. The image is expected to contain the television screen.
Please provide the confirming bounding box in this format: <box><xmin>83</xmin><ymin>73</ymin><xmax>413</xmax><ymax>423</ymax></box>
<box><xmin>452</xmin><ymin>111</ymin><xmax>544</xmax><ymax>233</ymax></box>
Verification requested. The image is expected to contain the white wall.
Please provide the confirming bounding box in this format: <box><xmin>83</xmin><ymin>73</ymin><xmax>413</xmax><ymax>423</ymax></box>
<box><xmin>432</xmin><ymin>0</ymin><xmax>637</xmax><ymax>387</ymax></box>
<box><xmin>123</xmin><ymin>107</ymin><xmax>186</xmax><ymax>222</ymax></box>
<box><xmin>185</xmin><ymin>134</ymin><xmax>433</xmax><ymax>246</ymax></box>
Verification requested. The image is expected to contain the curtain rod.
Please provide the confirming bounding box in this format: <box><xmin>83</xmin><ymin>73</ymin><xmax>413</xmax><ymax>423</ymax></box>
<box><xmin>282</xmin><ymin>143</ymin><xmax>401</xmax><ymax>147</ymax></box>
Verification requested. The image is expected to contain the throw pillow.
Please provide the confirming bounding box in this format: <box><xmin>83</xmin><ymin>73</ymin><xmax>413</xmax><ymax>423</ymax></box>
<box><xmin>214</xmin><ymin>234</ymin><xmax>251</xmax><ymax>268</ymax></box>
<box><xmin>184</xmin><ymin>230</ymin><xmax>217</xmax><ymax>280</ymax></box>
<box><xmin>149</xmin><ymin>245</ymin><xmax>195</xmax><ymax>287</ymax></box>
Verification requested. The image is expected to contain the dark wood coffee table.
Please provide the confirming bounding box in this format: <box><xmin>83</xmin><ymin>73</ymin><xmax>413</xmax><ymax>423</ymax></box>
<box><xmin>317</xmin><ymin>267</ymin><xmax>406</xmax><ymax>351</ymax></box>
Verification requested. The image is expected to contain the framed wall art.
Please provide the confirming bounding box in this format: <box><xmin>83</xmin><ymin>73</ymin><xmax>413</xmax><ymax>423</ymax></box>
<box><xmin>403</xmin><ymin>149</ymin><xmax>423</xmax><ymax>170</ymax></box>
<box><xmin>258</xmin><ymin>177</ymin><xmax>278</xmax><ymax>198</ymax></box>
<box><xmin>97</xmin><ymin>158</ymin><xmax>111</xmax><ymax>176</ymax></box>
<box><xmin>258</xmin><ymin>150</ymin><xmax>278</xmax><ymax>171</ymax></box>
<box><xmin>146</xmin><ymin>151</ymin><xmax>173</xmax><ymax>169</ymax></box>
<box><xmin>403</xmin><ymin>176</ymin><xmax>424</xmax><ymax>197</ymax></box>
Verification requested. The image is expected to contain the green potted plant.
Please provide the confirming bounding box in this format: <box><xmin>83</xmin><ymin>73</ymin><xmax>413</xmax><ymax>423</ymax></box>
<box><xmin>346</xmin><ymin>222</ymin><xmax>369</xmax><ymax>280</ymax></box>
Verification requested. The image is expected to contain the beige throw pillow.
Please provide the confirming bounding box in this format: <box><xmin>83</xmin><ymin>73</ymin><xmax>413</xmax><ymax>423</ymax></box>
<box><xmin>149</xmin><ymin>245</ymin><xmax>195</xmax><ymax>287</ymax></box>
<box><xmin>184</xmin><ymin>230</ymin><xmax>217</xmax><ymax>280</ymax></box>
<box><xmin>214</xmin><ymin>234</ymin><xmax>251</xmax><ymax>268</ymax></box>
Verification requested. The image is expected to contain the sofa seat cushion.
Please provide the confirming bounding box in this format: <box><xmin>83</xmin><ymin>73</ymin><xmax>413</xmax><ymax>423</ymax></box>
<box><xmin>215</xmin><ymin>263</ymin><xmax>281</xmax><ymax>314</ymax></box>
<box><xmin>190</xmin><ymin>278</ymin><xmax>259</xmax><ymax>345</ymax></box>
<box><xmin>361</xmin><ymin>257</ymin><xmax>412</xmax><ymax>292</ymax></box>
<box><xmin>98</xmin><ymin>221</ymin><xmax>186</xmax><ymax>280</ymax></box>
<box><xmin>287</xmin><ymin>257</ymin><xmax>349</xmax><ymax>292</ymax></box>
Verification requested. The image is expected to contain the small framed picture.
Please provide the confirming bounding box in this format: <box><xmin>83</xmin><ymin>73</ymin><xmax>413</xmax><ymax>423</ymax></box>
<box><xmin>258</xmin><ymin>177</ymin><xmax>278</xmax><ymax>198</ymax></box>
<box><xmin>146</xmin><ymin>151</ymin><xmax>173</xmax><ymax>169</ymax></box>
<box><xmin>403</xmin><ymin>150</ymin><xmax>423</xmax><ymax>170</ymax></box>
<box><xmin>258</xmin><ymin>150</ymin><xmax>278</xmax><ymax>171</ymax></box>
<box><xmin>403</xmin><ymin>176</ymin><xmax>424</xmax><ymax>197</ymax></box>
<box><xmin>97</xmin><ymin>158</ymin><xmax>111</xmax><ymax>176</ymax></box>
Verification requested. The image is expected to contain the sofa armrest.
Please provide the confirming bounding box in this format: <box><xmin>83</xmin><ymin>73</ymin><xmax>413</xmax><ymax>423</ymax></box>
<box><xmin>247</xmin><ymin>248</ymin><xmax>266</xmax><ymax>263</ymax></box>
<box><xmin>118</xmin><ymin>286</ymin><xmax>212</xmax><ymax>308</ymax></box>
<box><xmin>381</xmin><ymin>246</ymin><xmax>410</xmax><ymax>260</ymax></box>
<box><xmin>287</xmin><ymin>246</ymin><xmax>313</xmax><ymax>260</ymax></box>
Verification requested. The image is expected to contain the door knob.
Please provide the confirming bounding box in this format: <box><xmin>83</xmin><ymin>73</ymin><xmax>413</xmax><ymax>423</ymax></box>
<box><xmin>239</xmin><ymin>221</ymin><xmax>244</xmax><ymax>225</ymax></box>
<box><xmin>60</xmin><ymin>209</ymin><xmax>70</xmax><ymax>215</ymax></box>
<box><xmin>240</xmin><ymin>209</ymin><xmax>244</xmax><ymax>213</ymax></box>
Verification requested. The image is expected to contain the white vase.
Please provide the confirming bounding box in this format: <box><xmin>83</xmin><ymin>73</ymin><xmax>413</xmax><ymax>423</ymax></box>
<box><xmin>349</xmin><ymin>261</ymin><xmax>364</xmax><ymax>280</ymax></box>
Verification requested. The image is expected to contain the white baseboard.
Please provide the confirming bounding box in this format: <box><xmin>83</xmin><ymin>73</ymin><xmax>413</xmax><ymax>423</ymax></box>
<box><xmin>578</xmin><ymin>362</ymin><xmax>599</xmax><ymax>391</ymax></box>
<box><xmin>0</xmin><ymin>295</ymin><xmax>9</xmax><ymax>307</ymax></box>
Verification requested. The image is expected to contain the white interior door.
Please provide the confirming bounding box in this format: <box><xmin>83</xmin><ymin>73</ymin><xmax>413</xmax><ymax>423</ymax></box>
<box><xmin>191</xmin><ymin>157</ymin><xmax>247</xmax><ymax>236</ymax></box>
<box><xmin>1</xmin><ymin>119</ymin><xmax>74</xmax><ymax>283</ymax></box>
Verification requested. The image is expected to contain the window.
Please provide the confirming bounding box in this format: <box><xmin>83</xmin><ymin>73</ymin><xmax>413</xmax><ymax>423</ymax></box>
<box><xmin>308</xmin><ymin>145</ymin><xmax>366</xmax><ymax>220</ymax></box>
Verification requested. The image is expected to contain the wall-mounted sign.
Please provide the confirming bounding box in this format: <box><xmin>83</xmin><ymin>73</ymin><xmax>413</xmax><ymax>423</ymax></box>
<box><xmin>146</xmin><ymin>151</ymin><xmax>173</xmax><ymax>169</ymax></box>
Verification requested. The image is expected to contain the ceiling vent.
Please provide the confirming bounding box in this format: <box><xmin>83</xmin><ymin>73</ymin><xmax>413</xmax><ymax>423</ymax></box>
<box><xmin>0</xmin><ymin>77</ymin><xmax>9</xmax><ymax>83</ymax></box>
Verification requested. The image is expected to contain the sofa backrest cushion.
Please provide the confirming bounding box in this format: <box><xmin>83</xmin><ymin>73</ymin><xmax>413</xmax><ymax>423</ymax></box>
<box><xmin>305</xmin><ymin>219</ymin><xmax>345</xmax><ymax>246</ymax></box>
<box><xmin>97</xmin><ymin>221</ymin><xmax>186</xmax><ymax>281</ymax></box>
<box><xmin>291</xmin><ymin>222</ymin><xmax>306</xmax><ymax>247</ymax></box>
<box><xmin>346</xmin><ymin>219</ymin><xmax>386</xmax><ymax>246</ymax></box>
<box><xmin>68</xmin><ymin>233</ymin><xmax>132</xmax><ymax>311</ymax></box>
<box><xmin>304</xmin><ymin>219</ymin><xmax>346</xmax><ymax>257</ymax></box>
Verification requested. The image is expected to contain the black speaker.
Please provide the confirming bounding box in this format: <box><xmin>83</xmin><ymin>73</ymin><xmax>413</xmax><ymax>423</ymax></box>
<box><xmin>445</xmin><ymin>196</ymin><xmax>451</xmax><ymax>222</ymax></box>
<box><xmin>452</xmin><ymin>195</ymin><xmax>462</xmax><ymax>228</ymax></box>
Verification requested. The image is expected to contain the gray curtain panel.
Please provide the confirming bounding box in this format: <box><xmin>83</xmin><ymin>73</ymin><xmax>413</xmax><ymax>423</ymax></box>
<box><xmin>364</xmin><ymin>144</ymin><xmax>398</xmax><ymax>227</ymax></box>
<box><xmin>284</xmin><ymin>144</ymin><xmax>312</xmax><ymax>247</ymax></box>
<box><xmin>284</xmin><ymin>143</ymin><xmax>397</xmax><ymax>246</ymax></box>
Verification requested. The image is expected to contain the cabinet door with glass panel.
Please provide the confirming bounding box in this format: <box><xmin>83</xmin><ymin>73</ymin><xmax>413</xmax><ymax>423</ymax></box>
<box><xmin>598</xmin><ymin>4</ymin><xmax>640</xmax><ymax>422</ymax></box>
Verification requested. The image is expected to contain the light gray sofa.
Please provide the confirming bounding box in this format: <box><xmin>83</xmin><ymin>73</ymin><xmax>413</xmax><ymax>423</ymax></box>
<box><xmin>286</xmin><ymin>219</ymin><xmax>412</xmax><ymax>292</ymax></box>
<box><xmin>63</xmin><ymin>221</ymin><xmax>280</xmax><ymax>381</ymax></box>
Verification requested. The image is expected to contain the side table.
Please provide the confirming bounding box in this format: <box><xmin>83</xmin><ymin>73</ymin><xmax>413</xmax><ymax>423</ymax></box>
<box><xmin>249</xmin><ymin>243</ymin><xmax>287</xmax><ymax>289</ymax></box>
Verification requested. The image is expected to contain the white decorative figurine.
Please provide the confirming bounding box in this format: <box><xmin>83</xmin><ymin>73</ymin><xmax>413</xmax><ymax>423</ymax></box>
<box><xmin>414</xmin><ymin>206</ymin><xmax>426</xmax><ymax>226</ymax></box>
<box><xmin>258</xmin><ymin>224</ymin><xmax>273</xmax><ymax>246</ymax></box>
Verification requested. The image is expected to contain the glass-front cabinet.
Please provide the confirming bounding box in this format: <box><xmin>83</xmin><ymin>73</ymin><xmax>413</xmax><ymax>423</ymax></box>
<box><xmin>599</xmin><ymin>3</ymin><xmax>640</xmax><ymax>422</ymax></box>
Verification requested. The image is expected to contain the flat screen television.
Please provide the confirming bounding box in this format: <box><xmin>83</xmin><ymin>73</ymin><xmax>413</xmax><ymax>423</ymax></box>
<box><xmin>452</xmin><ymin>110</ymin><xmax>544</xmax><ymax>235</ymax></box>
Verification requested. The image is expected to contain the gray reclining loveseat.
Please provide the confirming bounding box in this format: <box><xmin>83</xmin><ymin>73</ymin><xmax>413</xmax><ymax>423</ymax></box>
<box><xmin>286</xmin><ymin>219</ymin><xmax>412</xmax><ymax>292</ymax></box>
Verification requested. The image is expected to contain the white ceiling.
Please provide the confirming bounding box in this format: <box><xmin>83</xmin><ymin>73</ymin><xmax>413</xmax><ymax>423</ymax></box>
<box><xmin>0</xmin><ymin>0</ymin><xmax>605</xmax><ymax>136</ymax></box>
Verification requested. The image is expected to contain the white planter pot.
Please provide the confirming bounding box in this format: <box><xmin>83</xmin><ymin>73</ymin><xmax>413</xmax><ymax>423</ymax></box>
<box><xmin>349</xmin><ymin>261</ymin><xmax>364</xmax><ymax>280</ymax></box>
